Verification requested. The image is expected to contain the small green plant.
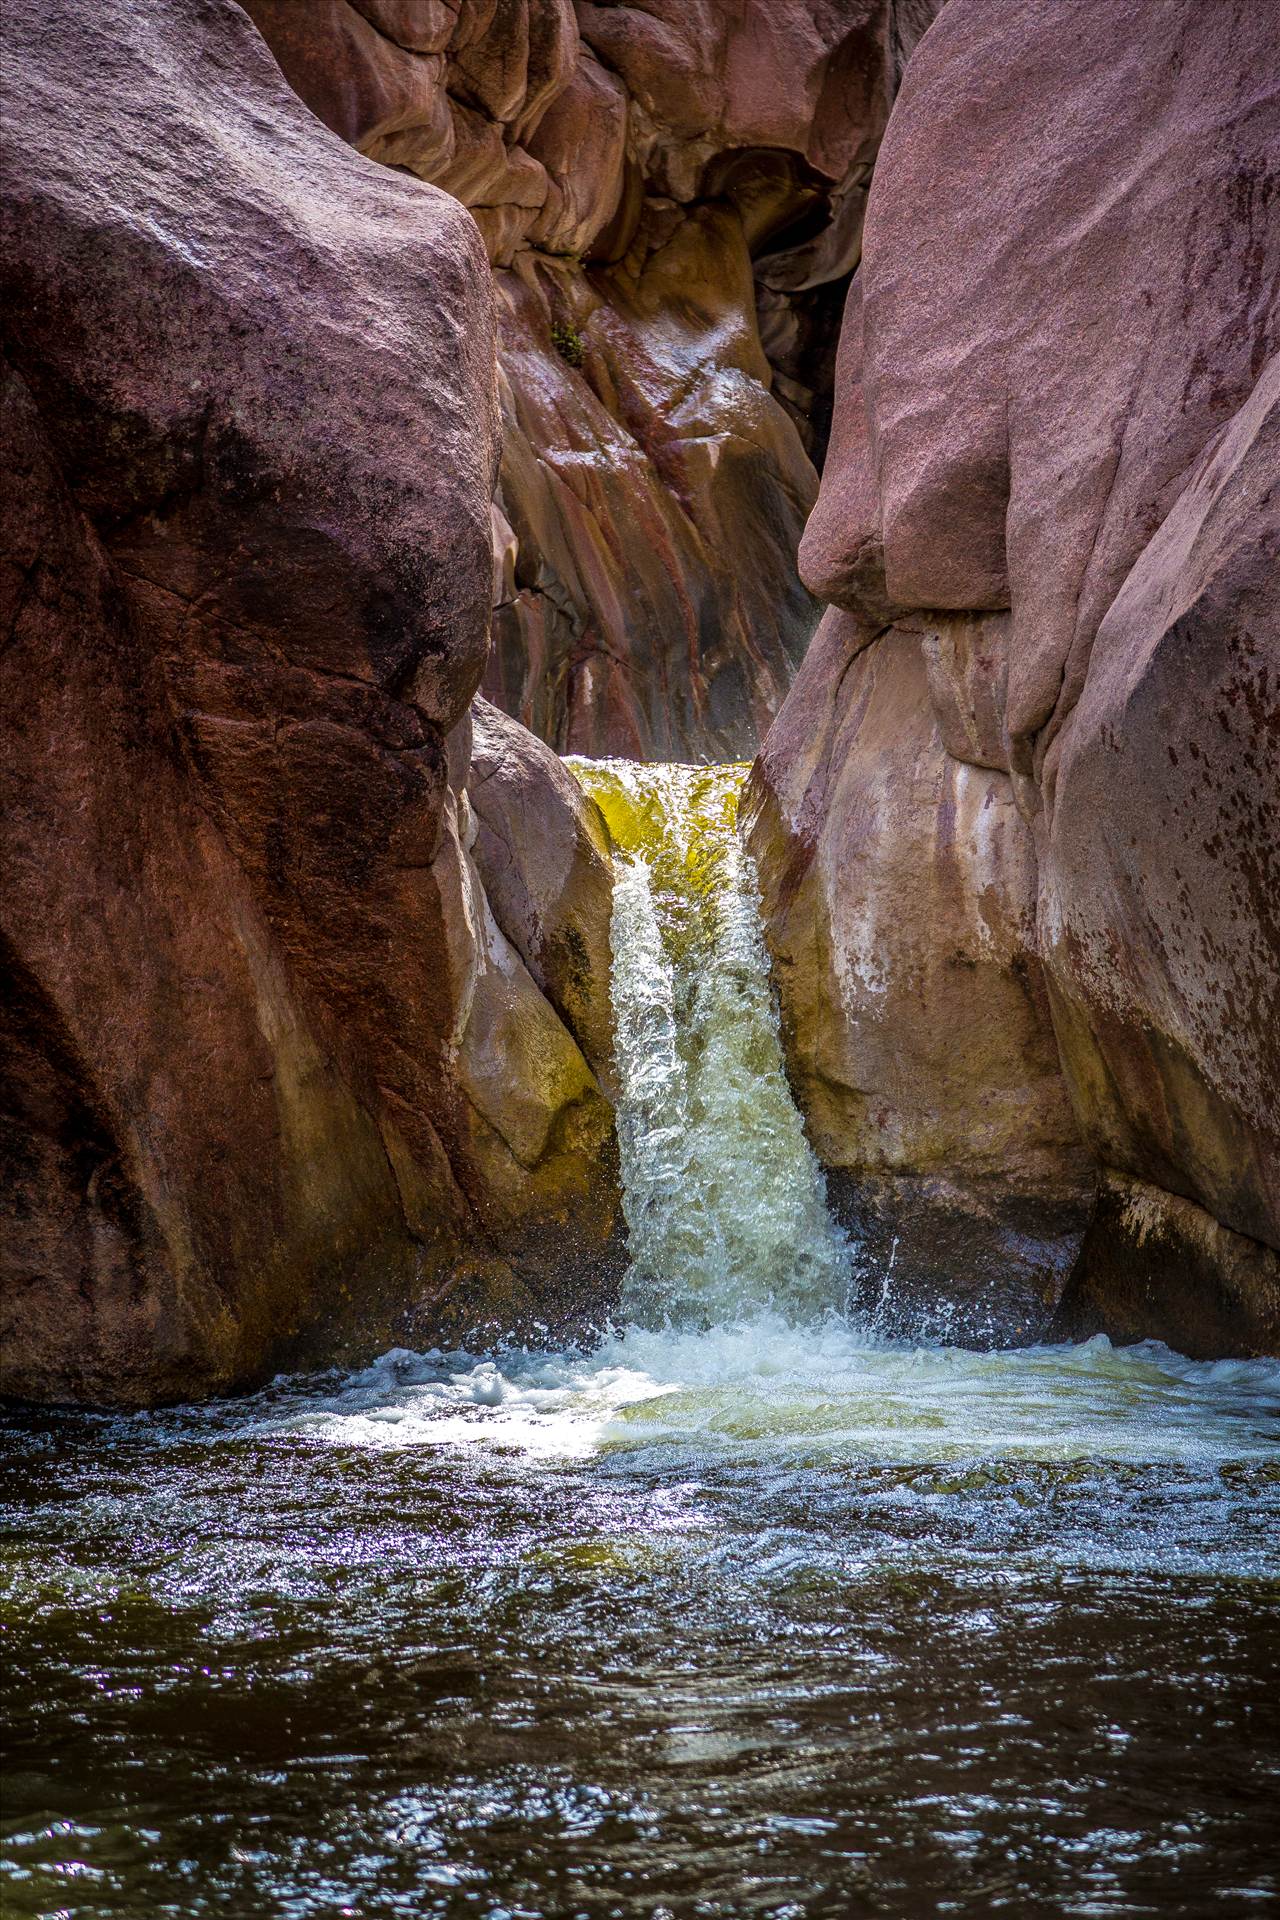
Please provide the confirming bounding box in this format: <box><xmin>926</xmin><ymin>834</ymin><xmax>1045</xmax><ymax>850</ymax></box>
<box><xmin>550</xmin><ymin>321</ymin><xmax>585</xmax><ymax>369</ymax></box>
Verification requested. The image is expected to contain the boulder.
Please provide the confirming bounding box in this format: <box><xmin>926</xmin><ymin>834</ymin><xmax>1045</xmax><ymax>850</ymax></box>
<box><xmin>745</xmin><ymin>612</ymin><xmax>1092</xmax><ymax>1340</ymax></box>
<box><xmin>1051</xmin><ymin>1173</ymin><xmax>1280</xmax><ymax>1362</ymax></box>
<box><xmin>813</xmin><ymin>0</ymin><xmax>1280</xmax><ymax>788</ymax></box>
<box><xmin>752</xmin><ymin>0</ymin><xmax>1280</xmax><ymax>1350</ymax></box>
<box><xmin>466</xmin><ymin>697</ymin><xmax>616</xmax><ymax>1089</ymax></box>
<box><xmin>1040</xmin><ymin>363</ymin><xmax>1280</xmax><ymax>1318</ymax></box>
<box><xmin>0</xmin><ymin>0</ymin><xmax>620</xmax><ymax>1405</ymax></box>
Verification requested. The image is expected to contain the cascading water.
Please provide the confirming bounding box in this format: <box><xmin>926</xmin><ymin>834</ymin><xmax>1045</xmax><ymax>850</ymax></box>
<box><xmin>3</xmin><ymin>763</ymin><xmax>1277</xmax><ymax>1917</ymax></box>
<box><xmin>565</xmin><ymin>759</ymin><xmax>850</xmax><ymax>1328</ymax></box>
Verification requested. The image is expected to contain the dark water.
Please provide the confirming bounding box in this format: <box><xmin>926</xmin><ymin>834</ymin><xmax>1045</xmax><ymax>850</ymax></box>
<box><xmin>2</xmin><ymin>1321</ymin><xmax>1278</xmax><ymax>1919</ymax></box>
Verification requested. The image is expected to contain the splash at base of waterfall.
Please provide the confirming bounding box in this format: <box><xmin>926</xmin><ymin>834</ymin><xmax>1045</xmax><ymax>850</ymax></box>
<box><xmin>567</xmin><ymin>758</ymin><xmax>850</xmax><ymax>1329</ymax></box>
<box><xmin>6</xmin><ymin>758</ymin><xmax>1278</xmax><ymax>1920</ymax></box>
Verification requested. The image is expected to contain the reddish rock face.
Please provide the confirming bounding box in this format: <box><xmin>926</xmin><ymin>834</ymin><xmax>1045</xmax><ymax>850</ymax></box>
<box><xmin>466</xmin><ymin>697</ymin><xmax>616</xmax><ymax>1093</ymax></box>
<box><xmin>805</xmin><ymin>0</ymin><xmax>1280</xmax><ymax>783</ymax></box>
<box><xmin>0</xmin><ymin>0</ymin><xmax>621</xmax><ymax>1405</ymax></box>
<box><xmin>244</xmin><ymin>0</ymin><xmax>928</xmax><ymax>757</ymax></box>
<box><xmin>745</xmin><ymin>611</ymin><xmax>1093</xmax><ymax>1340</ymax></box>
<box><xmin>752</xmin><ymin>0</ymin><xmax>1280</xmax><ymax>1350</ymax></box>
<box><xmin>1041</xmin><ymin>364</ymin><xmax>1280</xmax><ymax>1306</ymax></box>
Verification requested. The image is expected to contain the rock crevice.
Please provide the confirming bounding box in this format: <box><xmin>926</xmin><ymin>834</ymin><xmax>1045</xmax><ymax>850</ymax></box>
<box><xmin>244</xmin><ymin>0</ymin><xmax>938</xmax><ymax>757</ymax></box>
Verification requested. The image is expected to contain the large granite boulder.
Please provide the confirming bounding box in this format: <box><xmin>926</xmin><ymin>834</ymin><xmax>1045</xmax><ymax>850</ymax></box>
<box><xmin>750</xmin><ymin>0</ymin><xmax>1280</xmax><ymax>1350</ymax></box>
<box><xmin>0</xmin><ymin>0</ymin><xmax>621</xmax><ymax>1406</ymax></box>
<box><xmin>244</xmin><ymin>0</ymin><xmax>937</xmax><ymax>757</ymax></box>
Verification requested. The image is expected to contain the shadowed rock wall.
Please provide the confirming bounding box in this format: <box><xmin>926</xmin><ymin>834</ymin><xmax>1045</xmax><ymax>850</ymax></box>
<box><xmin>244</xmin><ymin>0</ymin><xmax>937</xmax><ymax>758</ymax></box>
<box><xmin>747</xmin><ymin>0</ymin><xmax>1280</xmax><ymax>1353</ymax></box>
<box><xmin>1</xmin><ymin>0</ymin><xmax>622</xmax><ymax>1405</ymax></box>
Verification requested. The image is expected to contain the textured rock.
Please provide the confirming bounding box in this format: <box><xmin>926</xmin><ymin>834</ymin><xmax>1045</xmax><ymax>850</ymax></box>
<box><xmin>576</xmin><ymin>0</ymin><xmax>889</xmax><ymax>195</ymax></box>
<box><xmin>466</xmin><ymin>697</ymin><xmax>616</xmax><ymax>1090</ymax></box>
<box><xmin>485</xmin><ymin>227</ymin><xmax>820</xmax><ymax>756</ymax></box>
<box><xmin>1040</xmin><ymin>363</ymin><xmax>1280</xmax><ymax>1291</ymax></box>
<box><xmin>245</xmin><ymin>0</ymin><xmax>932</xmax><ymax>756</ymax></box>
<box><xmin>753</xmin><ymin>0</ymin><xmax>1280</xmax><ymax>1351</ymax></box>
<box><xmin>0</xmin><ymin>0</ymin><xmax>620</xmax><ymax>1406</ymax></box>
<box><xmin>810</xmin><ymin>0</ymin><xmax>1279</xmax><ymax>788</ymax></box>
<box><xmin>745</xmin><ymin>613</ymin><xmax>1092</xmax><ymax>1340</ymax></box>
<box><xmin>526</xmin><ymin>52</ymin><xmax>628</xmax><ymax>258</ymax></box>
<box><xmin>1051</xmin><ymin>1173</ymin><xmax>1280</xmax><ymax>1362</ymax></box>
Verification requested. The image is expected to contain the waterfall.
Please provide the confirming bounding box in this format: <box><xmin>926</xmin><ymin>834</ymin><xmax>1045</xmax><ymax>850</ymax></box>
<box><xmin>567</xmin><ymin>759</ymin><xmax>852</xmax><ymax>1328</ymax></box>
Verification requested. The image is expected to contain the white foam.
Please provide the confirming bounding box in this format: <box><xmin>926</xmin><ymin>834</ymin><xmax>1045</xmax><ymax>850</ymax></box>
<box><xmin>262</xmin><ymin>761</ymin><xmax>1278</xmax><ymax>1496</ymax></box>
<box><xmin>262</xmin><ymin>1315</ymin><xmax>1280</xmax><ymax>1476</ymax></box>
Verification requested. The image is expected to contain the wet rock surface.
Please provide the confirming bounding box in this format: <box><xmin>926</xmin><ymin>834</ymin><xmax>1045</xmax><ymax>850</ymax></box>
<box><xmin>1051</xmin><ymin>1171</ymin><xmax>1280</xmax><ymax>1363</ymax></box>
<box><xmin>0</xmin><ymin>0</ymin><xmax>621</xmax><ymax>1405</ymax></box>
<box><xmin>750</xmin><ymin>0</ymin><xmax>1280</xmax><ymax>1350</ymax></box>
<box><xmin>244</xmin><ymin>0</ymin><xmax>935</xmax><ymax>757</ymax></box>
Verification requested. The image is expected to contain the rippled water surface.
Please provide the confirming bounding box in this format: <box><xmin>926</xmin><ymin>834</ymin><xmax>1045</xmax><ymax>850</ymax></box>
<box><xmin>3</xmin><ymin>1323</ymin><xmax>1279</xmax><ymax>1918</ymax></box>
<box><xmin>5</xmin><ymin>761</ymin><xmax>1279</xmax><ymax>1915</ymax></box>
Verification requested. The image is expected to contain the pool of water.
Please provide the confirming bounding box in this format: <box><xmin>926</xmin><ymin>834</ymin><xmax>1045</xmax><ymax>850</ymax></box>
<box><xmin>3</xmin><ymin>1318</ymin><xmax>1278</xmax><ymax>1918</ymax></box>
<box><xmin>6</xmin><ymin>759</ymin><xmax>1278</xmax><ymax>1914</ymax></box>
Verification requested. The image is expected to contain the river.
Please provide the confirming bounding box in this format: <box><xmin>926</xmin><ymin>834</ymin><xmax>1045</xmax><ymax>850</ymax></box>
<box><xmin>2</xmin><ymin>762</ymin><xmax>1277</xmax><ymax>1918</ymax></box>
